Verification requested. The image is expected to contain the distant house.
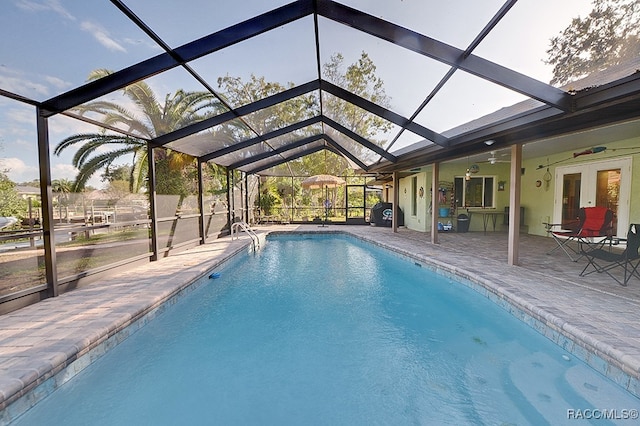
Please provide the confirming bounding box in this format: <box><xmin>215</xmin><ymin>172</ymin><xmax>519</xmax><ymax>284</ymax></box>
<box><xmin>15</xmin><ymin>186</ymin><xmax>40</xmax><ymax>200</ymax></box>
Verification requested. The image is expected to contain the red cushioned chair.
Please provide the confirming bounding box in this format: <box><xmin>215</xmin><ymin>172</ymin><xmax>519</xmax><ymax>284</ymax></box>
<box><xmin>544</xmin><ymin>206</ymin><xmax>614</xmax><ymax>262</ymax></box>
<box><xmin>580</xmin><ymin>223</ymin><xmax>640</xmax><ymax>286</ymax></box>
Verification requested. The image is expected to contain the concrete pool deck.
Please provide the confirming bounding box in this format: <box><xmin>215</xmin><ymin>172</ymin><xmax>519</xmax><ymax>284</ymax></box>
<box><xmin>1</xmin><ymin>224</ymin><xmax>640</xmax><ymax>422</ymax></box>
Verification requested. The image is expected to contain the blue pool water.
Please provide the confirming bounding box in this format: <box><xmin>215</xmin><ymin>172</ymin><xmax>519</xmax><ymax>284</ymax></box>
<box><xmin>14</xmin><ymin>234</ymin><xmax>640</xmax><ymax>425</ymax></box>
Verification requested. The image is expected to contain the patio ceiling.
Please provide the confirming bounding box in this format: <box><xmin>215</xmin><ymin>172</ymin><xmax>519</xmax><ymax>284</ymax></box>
<box><xmin>3</xmin><ymin>0</ymin><xmax>640</xmax><ymax>177</ymax></box>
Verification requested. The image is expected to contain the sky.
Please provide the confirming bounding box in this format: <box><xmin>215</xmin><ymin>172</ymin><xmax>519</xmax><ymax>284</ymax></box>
<box><xmin>0</xmin><ymin>0</ymin><xmax>596</xmax><ymax>189</ymax></box>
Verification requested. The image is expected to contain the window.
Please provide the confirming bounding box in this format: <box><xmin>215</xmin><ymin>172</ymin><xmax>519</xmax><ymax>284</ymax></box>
<box><xmin>454</xmin><ymin>176</ymin><xmax>495</xmax><ymax>208</ymax></box>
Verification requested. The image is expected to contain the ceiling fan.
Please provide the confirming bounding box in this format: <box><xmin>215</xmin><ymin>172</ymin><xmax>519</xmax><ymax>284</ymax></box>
<box><xmin>486</xmin><ymin>150</ymin><xmax>509</xmax><ymax>165</ymax></box>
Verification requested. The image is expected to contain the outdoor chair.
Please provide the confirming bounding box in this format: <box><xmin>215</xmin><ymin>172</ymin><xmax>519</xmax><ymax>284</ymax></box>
<box><xmin>579</xmin><ymin>223</ymin><xmax>640</xmax><ymax>286</ymax></box>
<box><xmin>544</xmin><ymin>206</ymin><xmax>614</xmax><ymax>261</ymax></box>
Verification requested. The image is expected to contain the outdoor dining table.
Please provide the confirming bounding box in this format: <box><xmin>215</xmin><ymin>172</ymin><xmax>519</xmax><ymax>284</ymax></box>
<box><xmin>469</xmin><ymin>210</ymin><xmax>508</xmax><ymax>234</ymax></box>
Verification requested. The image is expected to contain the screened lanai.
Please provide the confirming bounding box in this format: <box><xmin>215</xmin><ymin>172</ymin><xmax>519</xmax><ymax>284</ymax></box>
<box><xmin>2</xmin><ymin>0</ymin><xmax>640</xmax><ymax>312</ymax></box>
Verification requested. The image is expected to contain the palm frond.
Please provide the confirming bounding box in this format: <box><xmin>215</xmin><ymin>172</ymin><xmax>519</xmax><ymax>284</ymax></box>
<box><xmin>130</xmin><ymin>153</ymin><xmax>149</xmax><ymax>193</ymax></box>
<box><xmin>73</xmin><ymin>140</ymin><xmax>142</xmax><ymax>170</ymax></box>
<box><xmin>54</xmin><ymin>134</ymin><xmax>136</xmax><ymax>156</ymax></box>
<box><xmin>72</xmin><ymin>152</ymin><xmax>119</xmax><ymax>191</ymax></box>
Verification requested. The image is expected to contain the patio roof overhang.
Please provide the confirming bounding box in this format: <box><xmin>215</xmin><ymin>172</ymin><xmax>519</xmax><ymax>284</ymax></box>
<box><xmin>372</xmin><ymin>73</ymin><xmax>640</xmax><ymax>173</ymax></box>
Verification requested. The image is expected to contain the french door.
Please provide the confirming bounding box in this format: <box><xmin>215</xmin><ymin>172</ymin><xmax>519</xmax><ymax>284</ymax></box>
<box><xmin>554</xmin><ymin>157</ymin><xmax>631</xmax><ymax>237</ymax></box>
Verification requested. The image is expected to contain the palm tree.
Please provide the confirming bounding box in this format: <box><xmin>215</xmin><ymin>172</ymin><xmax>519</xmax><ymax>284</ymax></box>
<box><xmin>55</xmin><ymin>69</ymin><xmax>226</xmax><ymax>192</ymax></box>
<box><xmin>51</xmin><ymin>178</ymin><xmax>73</xmax><ymax>223</ymax></box>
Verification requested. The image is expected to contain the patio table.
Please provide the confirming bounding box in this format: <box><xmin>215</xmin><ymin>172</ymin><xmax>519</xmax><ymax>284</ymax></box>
<box><xmin>470</xmin><ymin>211</ymin><xmax>508</xmax><ymax>234</ymax></box>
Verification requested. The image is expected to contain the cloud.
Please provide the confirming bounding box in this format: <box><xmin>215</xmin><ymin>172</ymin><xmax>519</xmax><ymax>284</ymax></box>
<box><xmin>51</xmin><ymin>162</ymin><xmax>78</xmax><ymax>180</ymax></box>
<box><xmin>6</xmin><ymin>106</ymin><xmax>35</xmax><ymax>126</ymax></box>
<box><xmin>0</xmin><ymin>68</ymin><xmax>51</xmax><ymax>98</ymax></box>
<box><xmin>51</xmin><ymin>162</ymin><xmax>104</xmax><ymax>189</ymax></box>
<box><xmin>14</xmin><ymin>0</ymin><xmax>75</xmax><ymax>21</ymax></box>
<box><xmin>0</xmin><ymin>158</ymin><xmax>101</xmax><ymax>188</ymax></box>
<box><xmin>48</xmin><ymin>114</ymin><xmax>96</xmax><ymax>139</ymax></box>
<box><xmin>0</xmin><ymin>107</ymin><xmax>37</xmax><ymax>144</ymax></box>
<box><xmin>81</xmin><ymin>21</ymin><xmax>127</xmax><ymax>53</ymax></box>
<box><xmin>14</xmin><ymin>3</ymin><xmax>126</xmax><ymax>55</ymax></box>
<box><xmin>0</xmin><ymin>65</ymin><xmax>72</xmax><ymax>100</ymax></box>
<box><xmin>0</xmin><ymin>157</ymin><xmax>38</xmax><ymax>182</ymax></box>
<box><xmin>123</xmin><ymin>37</ymin><xmax>164</xmax><ymax>53</ymax></box>
<box><xmin>44</xmin><ymin>75</ymin><xmax>73</xmax><ymax>92</ymax></box>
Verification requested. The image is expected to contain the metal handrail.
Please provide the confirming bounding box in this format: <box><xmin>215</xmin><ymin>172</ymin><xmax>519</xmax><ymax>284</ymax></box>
<box><xmin>231</xmin><ymin>221</ymin><xmax>260</xmax><ymax>251</ymax></box>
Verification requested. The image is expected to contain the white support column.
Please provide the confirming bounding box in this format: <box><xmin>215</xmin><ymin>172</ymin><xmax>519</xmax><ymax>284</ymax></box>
<box><xmin>508</xmin><ymin>144</ymin><xmax>522</xmax><ymax>265</ymax></box>
<box><xmin>431</xmin><ymin>162</ymin><xmax>439</xmax><ymax>244</ymax></box>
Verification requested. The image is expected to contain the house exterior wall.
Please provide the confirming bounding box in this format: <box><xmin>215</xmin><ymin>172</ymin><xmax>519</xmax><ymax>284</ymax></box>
<box><xmin>399</xmin><ymin>164</ymin><xmax>512</xmax><ymax>233</ymax></box>
<box><xmin>398</xmin><ymin>135</ymin><xmax>640</xmax><ymax>236</ymax></box>
<box><xmin>522</xmin><ymin>136</ymin><xmax>640</xmax><ymax>237</ymax></box>
<box><xmin>397</xmin><ymin>171</ymin><xmax>429</xmax><ymax>232</ymax></box>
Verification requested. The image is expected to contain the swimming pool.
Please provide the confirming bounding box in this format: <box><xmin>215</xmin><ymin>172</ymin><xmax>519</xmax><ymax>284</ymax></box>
<box><xmin>12</xmin><ymin>234</ymin><xmax>640</xmax><ymax>425</ymax></box>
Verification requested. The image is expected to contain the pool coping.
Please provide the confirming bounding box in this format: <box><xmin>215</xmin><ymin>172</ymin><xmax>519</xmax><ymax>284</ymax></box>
<box><xmin>1</xmin><ymin>228</ymin><xmax>639</xmax><ymax>423</ymax></box>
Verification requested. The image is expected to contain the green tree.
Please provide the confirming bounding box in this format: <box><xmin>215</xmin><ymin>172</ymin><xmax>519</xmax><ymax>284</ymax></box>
<box><xmin>0</xmin><ymin>172</ymin><xmax>27</xmax><ymax>220</ymax></box>
<box><xmin>51</xmin><ymin>178</ymin><xmax>74</xmax><ymax>223</ymax></box>
<box><xmin>322</xmin><ymin>51</ymin><xmax>392</xmax><ymax>139</ymax></box>
<box><xmin>305</xmin><ymin>51</ymin><xmax>392</xmax><ymax>175</ymax></box>
<box><xmin>218</xmin><ymin>52</ymin><xmax>391</xmax><ymax>219</ymax></box>
<box><xmin>546</xmin><ymin>0</ymin><xmax>640</xmax><ymax>86</ymax></box>
<box><xmin>202</xmin><ymin>162</ymin><xmax>227</xmax><ymax>196</ymax></box>
<box><xmin>17</xmin><ymin>179</ymin><xmax>40</xmax><ymax>188</ymax></box>
<box><xmin>217</xmin><ymin>74</ymin><xmax>318</xmax><ymax>136</ymax></box>
<box><xmin>257</xmin><ymin>186</ymin><xmax>281</xmax><ymax>216</ymax></box>
<box><xmin>155</xmin><ymin>155</ymin><xmax>199</xmax><ymax>203</ymax></box>
<box><xmin>54</xmin><ymin>69</ymin><xmax>226</xmax><ymax>192</ymax></box>
<box><xmin>101</xmin><ymin>164</ymin><xmax>132</xmax><ymax>184</ymax></box>
<box><xmin>51</xmin><ymin>178</ymin><xmax>73</xmax><ymax>195</ymax></box>
<box><xmin>218</xmin><ymin>52</ymin><xmax>391</xmax><ymax>177</ymax></box>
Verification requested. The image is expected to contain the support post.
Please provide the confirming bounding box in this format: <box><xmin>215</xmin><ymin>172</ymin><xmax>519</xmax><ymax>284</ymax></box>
<box><xmin>508</xmin><ymin>144</ymin><xmax>522</xmax><ymax>265</ymax></box>
<box><xmin>147</xmin><ymin>143</ymin><xmax>159</xmax><ymax>261</ymax></box>
<box><xmin>244</xmin><ymin>172</ymin><xmax>249</xmax><ymax>224</ymax></box>
<box><xmin>431</xmin><ymin>162</ymin><xmax>440</xmax><ymax>244</ymax></box>
<box><xmin>324</xmin><ymin>185</ymin><xmax>329</xmax><ymax>226</ymax></box>
<box><xmin>36</xmin><ymin>108</ymin><xmax>58</xmax><ymax>297</ymax></box>
<box><xmin>257</xmin><ymin>177</ymin><xmax>262</xmax><ymax>223</ymax></box>
<box><xmin>197</xmin><ymin>159</ymin><xmax>206</xmax><ymax>244</ymax></box>
<box><xmin>226</xmin><ymin>168</ymin><xmax>232</xmax><ymax>230</ymax></box>
<box><xmin>392</xmin><ymin>171</ymin><xmax>399</xmax><ymax>233</ymax></box>
<box><xmin>362</xmin><ymin>184</ymin><xmax>366</xmax><ymax>222</ymax></box>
